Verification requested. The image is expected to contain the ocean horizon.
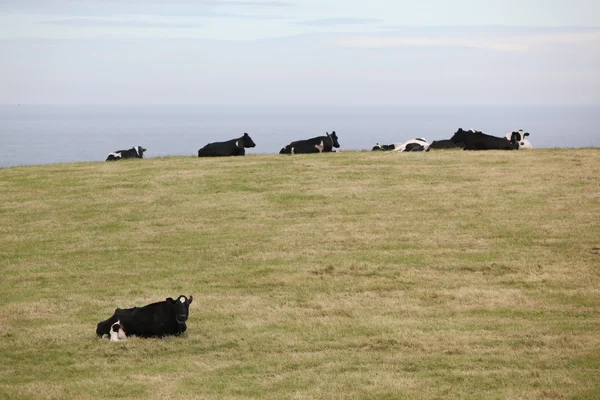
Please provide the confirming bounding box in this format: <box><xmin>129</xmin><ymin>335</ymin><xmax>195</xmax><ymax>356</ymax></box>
<box><xmin>1</xmin><ymin>104</ymin><xmax>598</xmax><ymax>168</ymax></box>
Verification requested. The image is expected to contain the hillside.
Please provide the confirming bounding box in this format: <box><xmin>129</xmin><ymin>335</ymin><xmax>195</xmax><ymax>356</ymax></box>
<box><xmin>1</xmin><ymin>149</ymin><xmax>599</xmax><ymax>399</ymax></box>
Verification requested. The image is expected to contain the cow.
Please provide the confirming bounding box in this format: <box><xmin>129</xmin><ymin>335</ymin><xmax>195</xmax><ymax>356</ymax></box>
<box><xmin>96</xmin><ymin>295</ymin><xmax>193</xmax><ymax>339</ymax></box>
<box><xmin>279</xmin><ymin>131</ymin><xmax>340</xmax><ymax>154</ymax></box>
<box><xmin>429</xmin><ymin>139</ymin><xmax>464</xmax><ymax>149</ymax></box>
<box><xmin>372</xmin><ymin>143</ymin><xmax>400</xmax><ymax>151</ymax></box>
<box><xmin>197</xmin><ymin>133</ymin><xmax>256</xmax><ymax>157</ymax></box>
<box><xmin>393</xmin><ymin>138</ymin><xmax>430</xmax><ymax>152</ymax></box>
<box><xmin>451</xmin><ymin>128</ymin><xmax>518</xmax><ymax>150</ymax></box>
<box><xmin>506</xmin><ymin>129</ymin><xmax>533</xmax><ymax>149</ymax></box>
<box><xmin>106</xmin><ymin>146</ymin><xmax>146</xmax><ymax>161</ymax></box>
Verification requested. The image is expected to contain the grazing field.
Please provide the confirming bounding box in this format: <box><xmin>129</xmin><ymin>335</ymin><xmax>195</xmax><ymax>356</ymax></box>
<box><xmin>1</xmin><ymin>149</ymin><xmax>599</xmax><ymax>399</ymax></box>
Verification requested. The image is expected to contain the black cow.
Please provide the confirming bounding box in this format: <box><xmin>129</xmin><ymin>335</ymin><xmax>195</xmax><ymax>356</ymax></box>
<box><xmin>279</xmin><ymin>131</ymin><xmax>340</xmax><ymax>154</ymax></box>
<box><xmin>96</xmin><ymin>295</ymin><xmax>193</xmax><ymax>339</ymax></box>
<box><xmin>429</xmin><ymin>139</ymin><xmax>464</xmax><ymax>149</ymax></box>
<box><xmin>106</xmin><ymin>146</ymin><xmax>146</xmax><ymax>161</ymax></box>
<box><xmin>451</xmin><ymin>128</ymin><xmax>518</xmax><ymax>151</ymax></box>
<box><xmin>197</xmin><ymin>133</ymin><xmax>256</xmax><ymax>157</ymax></box>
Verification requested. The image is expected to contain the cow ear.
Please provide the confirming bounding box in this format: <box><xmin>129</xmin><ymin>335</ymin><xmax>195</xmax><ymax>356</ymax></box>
<box><xmin>524</xmin><ymin>132</ymin><xmax>530</xmax><ymax>137</ymax></box>
<box><xmin>187</xmin><ymin>295</ymin><xmax>193</xmax><ymax>304</ymax></box>
<box><xmin>244</xmin><ymin>133</ymin><xmax>248</xmax><ymax>136</ymax></box>
<box><xmin>166</xmin><ymin>297</ymin><xmax>175</xmax><ymax>304</ymax></box>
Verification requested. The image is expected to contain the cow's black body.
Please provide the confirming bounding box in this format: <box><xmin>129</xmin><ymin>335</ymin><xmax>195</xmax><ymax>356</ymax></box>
<box><xmin>280</xmin><ymin>131</ymin><xmax>340</xmax><ymax>154</ymax></box>
<box><xmin>429</xmin><ymin>139</ymin><xmax>464</xmax><ymax>149</ymax></box>
<box><xmin>451</xmin><ymin>129</ymin><xmax>518</xmax><ymax>151</ymax></box>
<box><xmin>197</xmin><ymin>133</ymin><xmax>256</xmax><ymax>157</ymax></box>
<box><xmin>96</xmin><ymin>295</ymin><xmax>193</xmax><ymax>338</ymax></box>
<box><xmin>106</xmin><ymin>146</ymin><xmax>146</xmax><ymax>161</ymax></box>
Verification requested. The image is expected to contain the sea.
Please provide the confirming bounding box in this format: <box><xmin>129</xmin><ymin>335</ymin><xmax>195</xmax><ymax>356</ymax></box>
<box><xmin>1</xmin><ymin>104</ymin><xmax>598</xmax><ymax>168</ymax></box>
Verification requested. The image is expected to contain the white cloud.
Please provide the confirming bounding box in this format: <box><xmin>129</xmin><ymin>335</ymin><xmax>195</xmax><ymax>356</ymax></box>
<box><xmin>333</xmin><ymin>28</ymin><xmax>600</xmax><ymax>52</ymax></box>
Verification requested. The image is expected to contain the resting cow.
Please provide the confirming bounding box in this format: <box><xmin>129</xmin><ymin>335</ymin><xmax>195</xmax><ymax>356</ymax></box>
<box><xmin>451</xmin><ymin>128</ymin><xmax>518</xmax><ymax>150</ymax></box>
<box><xmin>429</xmin><ymin>139</ymin><xmax>464</xmax><ymax>149</ymax></box>
<box><xmin>106</xmin><ymin>146</ymin><xmax>146</xmax><ymax>161</ymax></box>
<box><xmin>197</xmin><ymin>133</ymin><xmax>256</xmax><ymax>157</ymax></box>
<box><xmin>506</xmin><ymin>129</ymin><xmax>533</xmax><ymax>149</ymax></box>
<box><xmin>372</xmin><ymin>143</ymin><xmax>401</xmax><ymax>151</ymax></box>
<box><xmin>96</xmin><ymin>295</ymin><xmax>193</xmax><ymax>339</ymax></box>
<box><xmin>393</xmin><ymin>138</ymin><xmax>430</xmax><ymax>152</ymax></box>
<box><xmin>279</xmin><ymin>131</ymin><xmax>340</xmax><ymax>154</ymax></box>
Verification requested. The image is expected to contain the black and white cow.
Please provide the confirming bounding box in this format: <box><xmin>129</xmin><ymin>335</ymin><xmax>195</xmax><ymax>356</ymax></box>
<box><xmin>393</xmin><ymin>138</ymin><xmax>430</xmax><ymax>152</ymax></box>
<box><xmin>506</xmin><ymin>129</ymin><xmax>533</xmax><ymax>149</ymax></box>
<box><xmin>96</xmin><ymin>295</ymin><xmax>193</xmax><ymax>339</ymax></box>
<box><xmin>279</xmin><ymin>131</ymin><xmax>340</xmax><ymax>154</ymax></box>
<box><xmin>106</xmin><ymin>146</ymin><xmax>147</xmax><ymax>161</ymax></box>
<box><xmin>197</xmin><ymin>133</ymin><xmax>256</xmax><ymax>157</ymax></box>
<box><xmin>372</xmin><ymin>143</ymin><xmax>401</xmax><ymax>151</ymax></box>
<box><xmin>451</xmin><ymin>128</ymin><xmax>518</xmax><ymax>150</ymax></box>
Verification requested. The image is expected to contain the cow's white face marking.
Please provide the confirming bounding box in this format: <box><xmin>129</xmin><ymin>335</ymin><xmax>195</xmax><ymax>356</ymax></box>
<box><xmin>117</xmin><ymin>327</ymin><xmax>127</xmax><ymax>340</ymax></box>
<box><xmin>110</xmin><ymin>319</ymin><xmax>122</xmax><ymax>342</ymax></box>
<box><xmin>315</xmin><ymin>141</ymin><xmax>324</xmax><ymax>152</ymax></box>
<box><xmin>180</xmin><ymin>297</ymin><xmax>186</xmax><ymax>303</ymax></box>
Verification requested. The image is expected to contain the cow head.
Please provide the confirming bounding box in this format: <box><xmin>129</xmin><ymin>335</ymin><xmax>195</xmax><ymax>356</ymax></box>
<box><xmin>508</xmin><ymin>130</ymin><xmax>531</xmax><ymax>148</ymax></box>
<box><xmin>450</xmin><ymin>128</ymin><xmax>468</xmax><ymax>144</ymax></box>
<box><xmin>328</xmin><ymin>131</ymin><xmax>340</xmax><ymax>148</ymax></box>
<box><xmin>167</xmin><ymin>295</ymin><xmax>193</xmax><ymax>324</ymax></box>
<box><xmin>135</xmin><ymin>146</ymin><xmax>147</xmax><ymax>158</ymax></box>
<box><xmin>241</xmin><ymin>133</ymin><xmax>256</xmax><ymax>148</ymax></box>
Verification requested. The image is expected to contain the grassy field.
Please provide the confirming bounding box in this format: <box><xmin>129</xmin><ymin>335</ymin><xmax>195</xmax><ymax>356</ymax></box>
<box><xmin>1</xmin><ymin>149</ymin><xmax>599</xmax><ymax>399</ymax></box>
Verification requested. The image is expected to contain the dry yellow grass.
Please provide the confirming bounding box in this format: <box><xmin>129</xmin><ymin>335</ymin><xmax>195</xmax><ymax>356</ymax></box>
<box><xmin>1</xmin><ymin>149</ymin><xmax>599</xmax><ymax>399</ymax></box>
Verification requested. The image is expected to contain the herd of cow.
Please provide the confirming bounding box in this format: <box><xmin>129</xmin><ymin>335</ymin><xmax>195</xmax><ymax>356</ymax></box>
<box><xmin>97</xmin><ymin>127</ymin><xmax>533</xmax><ymax>340</ymax></box>
<box><xmin>104</xmin><ymin>128</ymin><xmax>533</xmax><ymax>162</ymax></box>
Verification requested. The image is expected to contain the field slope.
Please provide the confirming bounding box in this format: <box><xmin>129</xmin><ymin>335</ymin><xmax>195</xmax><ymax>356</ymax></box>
<box><xmin>1</xmin><ymin>149</ymin><xmax>599</xmax><ymax>399</ymax></box>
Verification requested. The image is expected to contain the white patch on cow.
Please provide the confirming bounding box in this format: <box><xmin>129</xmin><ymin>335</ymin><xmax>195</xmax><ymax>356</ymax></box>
<box><xmin>315</xmin><ymin>140</ymin><xmax>324</xmax><ymax>152</ymax></box>
<box><xmin>395</xmin><ymin>138</ymin><xmax>430</xmax><ymax>152</ymax></box>
<box><xmin>392</xmin><ymin>143</ymin><xmax>404</xmax><ymax>152</ymax></box>
<box><xmin>180</xmin><ymin>297</ymin><xmax>186</xmax><ymax>303</ymax></box>
<box><xmin>291</xmin><ymin>147</ymin><xmax>295</xmax><ymax>154</ymax></box>
<box><xmin>108</xmin><ymin>152</ymin><xmax>122</xmax><ymax>159</ymax></box>
<box><xmin>235</xmin><ymin>141</ymin><xmax>239</xmax><ymax>147</ymax></box>
<box><xmin>134</xmin><ymin>146</ymin><xmax>140</xmax><ymax>157</ymax></box>
<box><xmin>110</xmin><ymin>320</ymin><xmax>121</xmax><ymax>342</ymax></box>
<box><xmin>117</xmin><ymin>327</ymin><xmax>127</xmax><ymax>340</ymax></box>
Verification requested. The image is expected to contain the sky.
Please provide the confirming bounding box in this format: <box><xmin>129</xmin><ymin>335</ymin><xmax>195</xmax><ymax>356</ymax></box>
<box><xmin>0</xmin><ymin>0</ymin><xmax>599</xmax><ymax>105</ymax></box>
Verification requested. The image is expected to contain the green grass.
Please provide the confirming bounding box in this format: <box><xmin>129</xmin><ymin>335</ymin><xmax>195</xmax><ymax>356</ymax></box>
<box><xmin>1</xmin><ymin>149</ymin><xmax>599</xmax><ymax>399</ymax></box>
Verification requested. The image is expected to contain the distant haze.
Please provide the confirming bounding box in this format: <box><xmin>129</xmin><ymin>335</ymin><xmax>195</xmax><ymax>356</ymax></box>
<box><xmin>0</xmin><ymin>0</ymin><xmax>599</xmax><ymax>106</ymax></box>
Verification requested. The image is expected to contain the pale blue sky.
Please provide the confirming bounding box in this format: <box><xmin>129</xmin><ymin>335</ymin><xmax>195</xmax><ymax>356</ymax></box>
<box><xmin>1</xmin><ymin>0</ymin><xmax>598</xmax><ymax>104</ymax></box>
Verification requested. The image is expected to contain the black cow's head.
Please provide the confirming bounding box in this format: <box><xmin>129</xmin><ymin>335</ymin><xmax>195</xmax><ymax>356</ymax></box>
<box><xmin>136</xmin><ymin>146</ymin><xmax>147</xmax><ymax>158</ymax></box>
<box><xmin>167</xmin><ymin>295</ymin><xmax>193</xmax><ymax>324</ymax></box>
<box><xmin>450</xmin><ymin>128</ymin><xmax>468</xmax><ymax>144</ymax></box>
<box><xmin>328</xmin><ymin>131</ymin><xmax>340</xmax><ymax>148</ymax></box>
<box><xmin>241</xmin><ymin>133</ymin><xmax>256</xmax><ymax>148</ymax></box>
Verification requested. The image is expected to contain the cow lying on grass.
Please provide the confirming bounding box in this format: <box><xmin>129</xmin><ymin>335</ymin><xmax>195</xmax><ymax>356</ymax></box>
<box><xmin>106</xmin><ymin>146</ymin><xmax>147</xmax><ymax>161</ymax></box>
<box><xmin>96</xmin><ymin>295</ymin><xmax>193</xmax><ymax>340</ymax></box>
<box><xmin>280</xmin><ymin>131</ymin><xmax>340</xmax><ymax>154</ymax></box>
<box><xmin>197</xmin><ymin>133</ymin><xmax>256</xmax><ymax>157</ymax></box>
